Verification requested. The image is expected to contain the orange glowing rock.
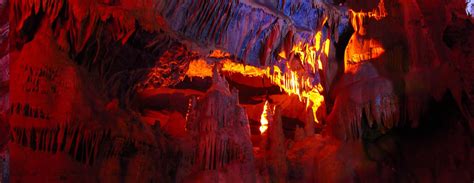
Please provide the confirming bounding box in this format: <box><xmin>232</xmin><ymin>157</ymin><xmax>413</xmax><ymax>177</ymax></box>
<box><xmin>259</xmin><ymin>100</ymin><xmax>271</xmax><ymax>134</ymax></box>
<box><xmin>349</xmin><ymin>0</ymin><xmax>387</xmax><ymax>35</ymax></box>
<box><xmin>323</xmin><ymin>39</ymin><xmax>331</xmax><ymax>57</ymax></box>
<box><xmin>186</xmin><ymin>59</ymin><xmax>213</xmax><ymax>78</ymax></box>
<box><xmin>290</xmin><ymin>31</ymin><xmax>327</xmax><ymax>73</ymax></box>
<box><xmin>186</xmin><ymin>23</ymin><xmax>330</xmax><ymax>124</ymax></box>
<box><xmin>315</xmin><ymin>32</ymin><xmax>322</xmax><ymax>51</ymax></box>
<box><xmin>221</xmin><ymin>60</ymin><xmax>325</xmax><ymax>123</ymax></box>
<box><xmin>278</xmin><ymin>50</ymin><xmax>287</xmax><ymax>59</ymax></box>
<box><xmin>186</xmin><ymin>57</ymin><xmax>326</xmax><ymax>123</ymax></box>
<box><xmin>344</xmin><ymin>38</ymin><xmax>385</xmax><ymax>72</ymax></box>
<box><xmin>345</xmin><ymin>0</ymin><xmax>387</xmax><ymax>73</ymax></box>
<box><xmin>209</xmin><ymin>49</ymin><xmax>231</xmax><ymax>59</ymax></box>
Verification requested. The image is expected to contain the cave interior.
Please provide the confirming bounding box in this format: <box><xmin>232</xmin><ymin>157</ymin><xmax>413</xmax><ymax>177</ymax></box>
<box><xmin>0</xmin><ymin>0</ymin><xmax>473</xmax><ymax>182</ymax></box>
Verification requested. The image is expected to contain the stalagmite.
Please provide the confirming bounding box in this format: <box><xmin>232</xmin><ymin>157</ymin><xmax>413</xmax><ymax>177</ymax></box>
<box><xmin>178</xmin><ymin>66</ymin><xmax>255</xmax><ymax>182</ymax></box>
<box><xmin>261</xmin><ymin>105</ymin><xmax>288</xmax><ymax>183</ymax></box>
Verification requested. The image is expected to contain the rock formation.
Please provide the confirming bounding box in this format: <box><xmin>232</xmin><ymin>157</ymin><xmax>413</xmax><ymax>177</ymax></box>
<box><xmin>261</xmin><ymin>105</ymin><xmax>287</xmax><ymax>183</ymax></box>
<box><xmin>177</xmin><ymin>66</ymin><xmax>256</xmax><ymax>182</ymax></box>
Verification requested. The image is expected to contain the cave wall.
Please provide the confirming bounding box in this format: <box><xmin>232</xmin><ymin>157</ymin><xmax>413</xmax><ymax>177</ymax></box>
<box><xmin>0</xmin><ymin>0</ymin><xmax>9</xmax><ymax>181</ymax></box>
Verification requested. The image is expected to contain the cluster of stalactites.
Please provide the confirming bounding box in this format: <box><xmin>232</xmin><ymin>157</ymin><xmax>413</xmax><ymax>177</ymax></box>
<box><xmin>10</xmin><ymin>122</ymin><xmax>158</xmax><ymax>165</ymax></box>
<box><xmin>311</xmin><ymin>0</ymin><xmax>348</xmax><ymax>41</ymax></box>
<box><xmin>10</xmin><ymin>0</ymin><xmax>161</xmax><ymax>53</ymax></box>
<box><xmin>186</xmin><ymin>32</ymin><xmax>329</xmax><ymax>123</ymax></box>
<box><xmin>349</xmin><ymin>0</ymin><xmax>387</xmax><ymax>35</ymax></box>
<box><xmin>332</xmin><ymin>93</ymin><xmax>401</xmax><ymax>140</ymax></box>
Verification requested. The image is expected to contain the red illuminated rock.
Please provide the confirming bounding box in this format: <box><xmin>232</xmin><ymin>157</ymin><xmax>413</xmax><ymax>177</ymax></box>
<box><xmin>2</xmin><ymin>0</ymin><xmax>473</xmax><ymax>182</ymax></box>
<box><xmin>178</xmin><ymin>66</ymin><xmax>256</xmax><ymax>182</ymax></box>
<box><xmin>261</xmin><ymin>106</ymin><xmax>287</xmax><ymax>183</ymax></box>
<box><xmin>7</xmin><ymin>0</ymin><xmax>195</xmax><ymax>182</ymax></box>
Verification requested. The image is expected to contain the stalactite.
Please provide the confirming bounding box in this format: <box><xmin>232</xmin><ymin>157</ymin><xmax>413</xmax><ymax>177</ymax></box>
<box><xmin>10</xmin><ymin>122</ymin><xmax>158</xmax><ymax>166</ymax></box>
<box><xmin>11</xmin><ymin>0</ymin><xmax>164</xmax><ymax>54</ymax></box>
<box><xmin>156</xmin><ymin>0</ymin><xmax>346</xmax><ymax>66</ymax></box>
<box><xmin>329</xmin><ymin>90</ymin><xmax>400</xmax><ymax>140</ymax></box>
